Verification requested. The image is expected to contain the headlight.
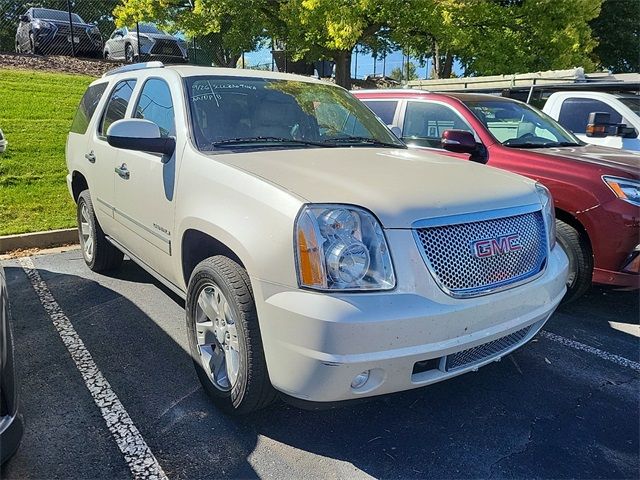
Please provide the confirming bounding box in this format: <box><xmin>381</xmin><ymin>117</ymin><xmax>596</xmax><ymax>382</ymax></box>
<box><xmin>88</xmin><ymin>26</ymin><xmax>100</xmax><ymax>35</ymax></box>
<box><xmin>603</xmin><ymin>176</ymin><xmax>640</xmax><ymax>207</ymax></box>
<box><xmin>536</xmin><ymin>183</ymin><xmax>556</xmax><ymax>250</ymax></box>
<box><xmin>33</xmin><ymin>20</ymin><xmax>54</xmax><ymax>30</ymax></box>
<box><xmin>295</xmin><ymin>204</ymin><xmax>395</xmax><ymax>291</ymax></box>
<box><xmin>138</xmin><ymin>35</ymin><xmax>155</xmax><ymax>45</ymax></box>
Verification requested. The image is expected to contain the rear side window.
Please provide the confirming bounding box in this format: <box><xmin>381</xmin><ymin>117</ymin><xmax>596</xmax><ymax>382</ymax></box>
<box><xmin>134</xmin><ymin>79</ymin><xmax>175</xmax><ymax>137</ymax></box>
<box><xmin>558</xmin><ymin>98</ymin><xmax>623</xmax><ymax>134</ymax></box>
<box><xmin>99</xmin><ymin>79</ymin><xmax>137</xmax><ymax>137</ymax></box>
<box><xmin>70</xmin><ymin>83</ymin><xmax>108</xmax><ymax>134</ymax></box>
<box><xmin>364</xmin><ymin>100</ymin><xmax>398</xmax><ymax>125</ymax></box>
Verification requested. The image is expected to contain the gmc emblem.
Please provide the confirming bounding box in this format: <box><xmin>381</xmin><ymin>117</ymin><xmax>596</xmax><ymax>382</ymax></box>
<box><xmin>471</xmin><ymin>234</ymin><xmax>522</xmax><ymax>258</ymax></box>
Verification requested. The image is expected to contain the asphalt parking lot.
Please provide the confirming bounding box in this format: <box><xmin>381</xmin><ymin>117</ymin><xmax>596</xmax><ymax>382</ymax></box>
<box><xmin>1</xmin><ymin>248</ymin><xmax>638</xmax><ymax>479</ymax></box>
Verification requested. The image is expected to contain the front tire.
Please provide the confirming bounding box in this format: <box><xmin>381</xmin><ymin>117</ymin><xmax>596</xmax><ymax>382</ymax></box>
<box><xmin>77</xmin><ymin>190</ymin><xmax>124</xmax><ymax>272</ymax></box>
<box><xmin>556</xmin><ymin>219</ymin><xmax>592</xmax><ymax>304</ymax></box>
<box><xmin>125</xmin><ymin>43</ymin><xmax>135</xmax><ymax>63</ymax></box>
<box><xmin>186</xmin><ymin>256</ymin><xmax>276</xmax><ymax>415</ymax></box>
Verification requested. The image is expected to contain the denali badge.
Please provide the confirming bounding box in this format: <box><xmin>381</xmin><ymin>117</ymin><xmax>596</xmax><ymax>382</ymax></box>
<box><xmin>471</xmin><ymin>234</ymin><xmax>522</xmax><ymax>258</ymax></box>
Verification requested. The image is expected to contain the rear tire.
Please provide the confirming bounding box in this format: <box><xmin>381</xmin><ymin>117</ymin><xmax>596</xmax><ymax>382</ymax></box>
<box><xmin>556</xmin><ymin>219</ymin><xmax>592</xmax><ymax>304</ymax></box>
<box><xmin>186</xmin><ymin>256</ymin><xmax>276</xmax><ymax>415</ymax></box>
<box><xmin>77</xmin><ymin>190</ymin><xmax>124</xmax><ymax>272</ymax></box>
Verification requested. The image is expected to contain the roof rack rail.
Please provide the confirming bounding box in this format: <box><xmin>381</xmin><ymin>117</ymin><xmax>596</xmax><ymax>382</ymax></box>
<box><xmin>102</xmin><ymin>61</ymin><xmax>164</xmax><ymax>78</ymax></box>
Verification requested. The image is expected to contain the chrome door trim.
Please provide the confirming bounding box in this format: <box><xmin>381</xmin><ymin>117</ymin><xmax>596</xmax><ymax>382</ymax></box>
<box><xmin>106</xmin><ymin>236</ymin><xmax>185</xmax><ymax>299</ymax></box>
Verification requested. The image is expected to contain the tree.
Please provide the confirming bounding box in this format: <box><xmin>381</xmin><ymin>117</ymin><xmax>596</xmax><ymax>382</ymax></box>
<box><xmin>278</xmin><ymin>0</ymin><xmax>419</xmax><ymax>88</ymax></box>
<box><xmin>390</xmin><ymin>61</ymin><xmax>418</xmax><ymax>82</ymax></box>
<box><xmin>397</xmin><ymin>0</ymin><xmax>602</xmax><ymax>78</ymax></box>
<box><xmin>113</xmin><ymin>0</ymin><xmax>268</xmax><ymax>67</ymax></box>
<box><xmin>591</xmin><ymin>0</ymin><xmax>640</xmax><ymax>73</ymax></box>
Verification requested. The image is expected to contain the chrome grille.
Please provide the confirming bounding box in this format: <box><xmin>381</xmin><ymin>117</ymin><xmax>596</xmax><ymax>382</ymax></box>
<box><xmin>415</xmin><ymin>211</ymin><xmax>547</xmax><ymax>297</ymax></box>
<box><xmin>151</xmin><ymin>39</ymin><xmax>183</xmax><ymax>56</ymax></box>
<box><xmin>445</xmin><ymin>325</ymin><xmax>532</xmax><ymax>371</ymax></box>
<box><xmin>55</xmin><ymin>24</ymin><xmax>86</xmax><ymax>36</ymax></box>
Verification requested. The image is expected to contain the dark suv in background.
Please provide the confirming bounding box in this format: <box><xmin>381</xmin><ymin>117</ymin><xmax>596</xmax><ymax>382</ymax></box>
<box><xmin>15</xmin><ymin>8</ymin><xmax>102</xmax><ymax>57</ymax></box>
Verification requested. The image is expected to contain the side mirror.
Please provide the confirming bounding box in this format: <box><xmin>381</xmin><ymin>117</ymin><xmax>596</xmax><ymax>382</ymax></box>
<box><xmin>586</xmin><ymin>112</ymin><xmax>611</xmax><ymax>138</ymax></box>
<box><xmin>387</xmin><ymin>124</ymin><xmax>402</xmax><ymax>138</ymax></box>
<box><xmin>19</xmin><ymin>15</ymin><xmax>29</xmax><ymax>23</ymax></box>
<box><xmin>107</xmin><ymin>119</ymin><xmax>175</xmax><ymax>157</ymax></box>
<box><xmin>441</xmin><ymin>129</ymin><xmax>477</xmax><ymax>154</ymax></box>
<box><xmin>618</xmin><ymin>125</ymin><xmax>638</xmax><ymax>138</ymax></box>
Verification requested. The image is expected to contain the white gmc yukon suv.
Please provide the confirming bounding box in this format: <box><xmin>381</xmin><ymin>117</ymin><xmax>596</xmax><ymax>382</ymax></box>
<box><xmin>66</xmin><ymin>63</ymin><xmax>568</xmax><ymax>414</ymax></box>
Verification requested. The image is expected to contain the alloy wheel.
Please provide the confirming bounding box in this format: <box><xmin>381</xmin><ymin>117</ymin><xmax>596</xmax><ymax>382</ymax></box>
<box><xmin>79</xmin><ymin>202</ymin><xmax>94</xmax><ymax>262</ymax></box>
<box><xmin>194</xmin><ymin>283</ymin><xmax>241</xmax><ymax>391</ymax></box>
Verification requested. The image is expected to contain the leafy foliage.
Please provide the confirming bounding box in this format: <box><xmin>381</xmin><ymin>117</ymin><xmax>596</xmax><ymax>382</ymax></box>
<box><xmin>390</xmin><ymin>61</ymin><xmax>418</xmax><ymax>82</ymax></box>
<box><xmin>591</xmin><ymin>0</ymin><xmax>640</xmax><ymax>73</ymax></box>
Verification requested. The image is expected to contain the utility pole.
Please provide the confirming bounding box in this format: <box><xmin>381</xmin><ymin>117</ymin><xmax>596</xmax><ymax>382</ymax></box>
<box><xmin>67</xmin><ymin>0</ymin><xmax>76</xmax><ymax>57</ymax></box>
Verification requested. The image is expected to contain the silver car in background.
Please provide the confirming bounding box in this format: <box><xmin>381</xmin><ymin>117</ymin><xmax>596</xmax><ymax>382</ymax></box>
<box><xmin>103</xmin><ymin>24</ymin><xmax>188</xmax><ymax>64</ymax></box>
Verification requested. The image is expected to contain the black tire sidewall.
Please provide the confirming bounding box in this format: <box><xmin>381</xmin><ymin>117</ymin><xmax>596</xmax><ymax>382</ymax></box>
<box><xmin>185</xmin><ymin>263</ymin><xmax>250</xmax><ymax>412</ymax></box>
<box><xmin>556</xmin><ymin>219</ymin><xmax>592</xmax><ymax>303</ymax></box>
<box><xmin>76</xmin><ymin>192</ymin><xmax>98</xmax><ymax>270</ymax></box>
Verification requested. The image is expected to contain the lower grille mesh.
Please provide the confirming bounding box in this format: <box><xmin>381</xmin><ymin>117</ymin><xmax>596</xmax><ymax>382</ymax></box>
<box><xmin>445</xmin><ymin>326</ymin><xmax>532</xmax><ymax>371</ymax></box>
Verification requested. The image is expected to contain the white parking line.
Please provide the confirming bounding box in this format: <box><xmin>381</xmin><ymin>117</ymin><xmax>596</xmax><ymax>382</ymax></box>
<box><xmin>539</xmin><ymin>329</ymin><xmax>640</xmax><ymax>372</ymax></box>
<box><xmin>19</xmin><ymin>257</ymin><xmax>167</xmax><ymax>480</ymax></box>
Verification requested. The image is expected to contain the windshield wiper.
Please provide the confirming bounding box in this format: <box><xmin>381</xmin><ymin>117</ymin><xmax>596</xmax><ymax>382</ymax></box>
<box><xmin>204</xmin><ymin>136</ymin><xmax>332</xmax><ymax>149</ymax></box>
<box><xmin>327</xmin><ymin>136</ymin><xmax>404</xmax><ymax>148</ymax></box>
<box><xmin>504</xmin><ymin>140</ymin><xmax>583</xmax><ymax>149</ymax></box>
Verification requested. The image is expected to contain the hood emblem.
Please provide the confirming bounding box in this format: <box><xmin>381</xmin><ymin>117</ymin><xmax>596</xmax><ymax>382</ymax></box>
<box><xmin>471</xmin><ymin>234</ymin><xmax>522</xmax><ymax>258</ymax></box>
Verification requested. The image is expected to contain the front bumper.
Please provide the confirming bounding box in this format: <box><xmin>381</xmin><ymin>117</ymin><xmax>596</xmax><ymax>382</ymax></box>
<box><xmin>253</xmin><ymin>236</ymin><xmax>568</xmax><ymax>403</ymax></box>
<box><xmin>34</xmin><ymin>30</ymin><xmax>102</xmax><ymax>55</ymax></box>
<box><xmin>578</xmin><ymin>198</ymin><xmax>639</xmax><ymax>289</ymax></box>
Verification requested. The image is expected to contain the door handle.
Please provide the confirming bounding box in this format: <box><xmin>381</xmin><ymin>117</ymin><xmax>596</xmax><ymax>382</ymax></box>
<box><xmin>85</xmin><ymin>151</ymin><xmax>96</xmax><ymax>163</ymax></box>
<box><xmin>115</xmin><ymin>163</ymin><xmax>130</xmax><ymax>180</ymax></box>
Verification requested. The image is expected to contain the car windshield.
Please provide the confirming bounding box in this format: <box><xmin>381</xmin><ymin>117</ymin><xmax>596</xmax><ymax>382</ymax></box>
<box><xmin>33</xmin><ymin>8</ymin><xmax>84</xmax><ymax>23</ymax></box>
<box><xmin>185</xmin><ymin>76</ymin><xmax>405</xmax><ymax>151</ymax></box>
<box><xmin>137</xmin><ymin>24</ymin><xmax>164</xmax><ymax>34</ymax></box>
<box><xmin>618</xmin><ymin>96</ymin><xmax>640</xmax><ymax>116</ymax></box>
<box><xmin>463</xmin><ymin>99</ymin><xmax>582</xmax><ymax>148</ymax></box>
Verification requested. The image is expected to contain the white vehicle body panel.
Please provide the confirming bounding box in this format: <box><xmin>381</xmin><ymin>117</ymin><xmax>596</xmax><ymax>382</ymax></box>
<box><xmin>543</xmin><ymin>91</ymin><xmax>640</xmax><ymax>151</ymax></box>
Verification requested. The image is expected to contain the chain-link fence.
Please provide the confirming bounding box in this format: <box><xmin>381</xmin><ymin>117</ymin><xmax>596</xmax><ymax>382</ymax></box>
<box><xmin>3</xmin><ymin>1</ymin><xmax>417</xmax><ymax>80</ymax></box>
<box><xmin>0</xmin><ymin>0</ymin><xmax>283</xmax><ymax>70</ymax></box>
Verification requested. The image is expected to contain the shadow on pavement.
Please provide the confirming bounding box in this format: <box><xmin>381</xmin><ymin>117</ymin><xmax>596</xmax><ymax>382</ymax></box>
<box><xmin>2</xmin><ymin>259</ymin><xmax>638</xmax><ymax>479</ymax></box>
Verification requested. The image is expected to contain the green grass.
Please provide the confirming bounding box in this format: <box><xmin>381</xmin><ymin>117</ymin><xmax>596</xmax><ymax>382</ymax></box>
<box><xmin>0</xmin><ymin>68</ymin><xmax>95</xmax><ymax>235</ymax></box>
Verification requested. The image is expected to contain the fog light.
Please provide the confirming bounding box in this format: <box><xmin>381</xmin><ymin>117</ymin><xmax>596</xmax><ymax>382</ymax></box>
<box><xmin>351</xmin><ymin>370</ymin><xmax>370</xmax><ymax>389</ymax></box>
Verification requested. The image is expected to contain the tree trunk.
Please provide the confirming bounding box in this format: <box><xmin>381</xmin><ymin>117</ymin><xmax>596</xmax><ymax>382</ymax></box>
<box><xmin>333</xmin><ymin>50</ymin><xmax>352</xmax><ymax>89</ymax></box>
<box><xmin>431</xmin><ymin>41</ymin><xmax>454</xmax><ymax>79</ymax></box>
<box><xmin>442</xmin><ymin>52</ymin><xmax>453</xmax><ymax>78</ymax></box>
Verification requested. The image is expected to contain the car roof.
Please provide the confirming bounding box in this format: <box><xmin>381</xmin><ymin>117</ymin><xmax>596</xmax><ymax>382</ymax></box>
<box><xmin>101</xmin><ymin>63</ymin><xmax>333</xmax><ymax>86</ymax></box>
<box><xmin>353</xmin><ymin>89</ymin><xmax>509</xmax><ymax>103</ymax></box>
<box><xmin>165</xmin><ymin>65</ymin><xmax>330</xmax><ymax>84</ymax></box>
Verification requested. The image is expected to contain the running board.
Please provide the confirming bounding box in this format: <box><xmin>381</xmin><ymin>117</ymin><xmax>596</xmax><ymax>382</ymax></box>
<box><xmin>106</xmin><ymin>236</ymin><xmax>187</xmax><ymax>300</ymax></box>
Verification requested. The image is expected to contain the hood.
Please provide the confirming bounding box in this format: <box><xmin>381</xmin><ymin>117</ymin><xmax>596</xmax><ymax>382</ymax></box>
<box><xmin>141</xmin><ymin>32</ymin><xmax>181</xmax><ymax>42</ymax></box>
<box><xmin>216</xmin><ymin>148</ymin><xmax>541</xmax><ymax>228</ymax></box>
<box><xmin>48</xmin><ymin>19</ymin><xmax>94</xmax><ymax>29</ymax></box>
<box><xmin>530</xmin><ymin>143</ymin><xmax>640</xmax><ymax>178</ymax></box>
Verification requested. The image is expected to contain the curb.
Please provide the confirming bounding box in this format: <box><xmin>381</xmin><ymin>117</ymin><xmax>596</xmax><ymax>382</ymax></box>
<box><xmin>0</xmin><ymin>228</ymin><xmax>78</xmax><ymax>254</ymax></box>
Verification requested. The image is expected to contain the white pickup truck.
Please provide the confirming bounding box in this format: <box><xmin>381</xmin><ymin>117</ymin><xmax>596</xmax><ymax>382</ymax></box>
<box><xmin>66</xmin><ymin>62</ymin><xmax>568</xmax><ymax>414</ymax></box>
<box><xmin>542</xmin><ymin>91</ymin><xmax>640</xmax><ymax>151</ymax></box>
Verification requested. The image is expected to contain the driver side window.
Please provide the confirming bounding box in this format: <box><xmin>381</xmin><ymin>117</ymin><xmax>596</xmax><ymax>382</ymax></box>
<box><xmin>402</xmin><ymin>101</ymin><xmax>474</xmax><ymax>148</ymax></box>
<box><xmin>134</xmin><ymin>79</ymin><xmax>175</xmax><ymax>137</ymax></box>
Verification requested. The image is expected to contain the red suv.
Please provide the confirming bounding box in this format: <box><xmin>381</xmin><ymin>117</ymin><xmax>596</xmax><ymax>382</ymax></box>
<box><xmin>354</xmin><ymin>89</ymin><xmax>639</xmax><ymax>302</ymax></box>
